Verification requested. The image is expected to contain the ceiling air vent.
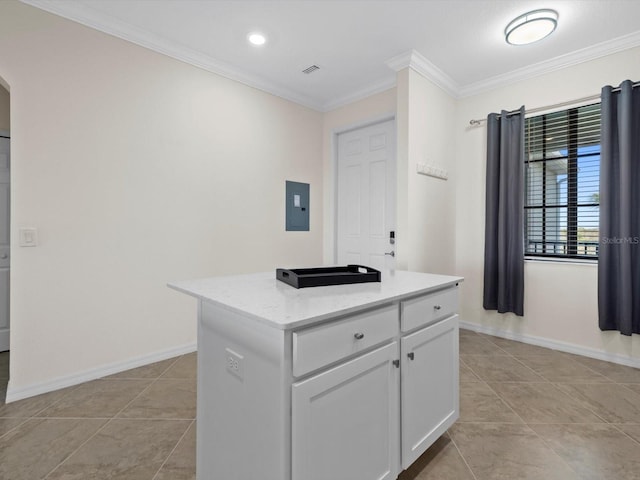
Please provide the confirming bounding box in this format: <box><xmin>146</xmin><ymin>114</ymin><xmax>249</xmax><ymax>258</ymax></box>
<box><xmin>302</xmin><ymin>65</ymin><xmax>320</xmax><ymax>74</ymax></box>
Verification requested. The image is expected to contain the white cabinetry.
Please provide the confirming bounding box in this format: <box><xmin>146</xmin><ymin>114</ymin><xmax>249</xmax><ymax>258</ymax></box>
<box><xmin>292</xmin><ymin>304</ymin><xmax>398</xmax><ymax>377</ymax></box>
<box><xmin>170</xmin><ymin>270</ymin><xmax>462</xmax><ymax>480</ymax></box>
<box><xmin>400</xmin><ymin>314</ymin><xmax>459</xmax><ymax>468</ymax></box>
<box><xmin>292</xmin><ymin>342</ymin><xmax>400</xmax><ymax>480</ymax></box>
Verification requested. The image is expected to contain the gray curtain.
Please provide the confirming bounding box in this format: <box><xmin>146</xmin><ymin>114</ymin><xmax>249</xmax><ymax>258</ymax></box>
<box><xmin>483</xmin><ymin>107</ymin><xmax>525</xmax><ymax>316</ymax></box>
<box><xmin>599</xmin><ymin>80</ymin><xmax>640</xmax><ymax>335</ymax></box>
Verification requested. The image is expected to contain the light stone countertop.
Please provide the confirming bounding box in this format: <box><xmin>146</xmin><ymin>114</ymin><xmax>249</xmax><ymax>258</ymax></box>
<box><xmin>169</xmin><ymin>269</ymin><xmax>463</xmax><ymax>331</ymax></box>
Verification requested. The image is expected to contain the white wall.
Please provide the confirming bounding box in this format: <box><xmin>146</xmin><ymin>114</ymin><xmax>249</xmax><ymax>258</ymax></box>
<box><xmin>0</xmin><ymin>86</ymin><xmax>8</xmax><ymax>131</ymax></box>
<box><xmin>321</xmin><ymin>71</ymin><xmax>458</xmax><ymax>276</ymax></box>
<box><xmin>396</xmin><ymin>68</ymin><xmax>457</xmax><ymax>274</ymax></box>
<box><xmin>322</xmin><ymin>88</ymin><xmax>396</xmax><ymax>264</ymax></box>
<box><xmin>1</xmin><ymin>1</ymin><xmax>323</xmax><ymax>398</ymax></box>
<box><xmin>455</xmin><ymin>46</ymin><xmax>640</xmax><ymax>361</ymax></box>
<box><xmin>5</xmin><ymin>0</ymin><xmax>639</xmax><ymax>399</ymax></box>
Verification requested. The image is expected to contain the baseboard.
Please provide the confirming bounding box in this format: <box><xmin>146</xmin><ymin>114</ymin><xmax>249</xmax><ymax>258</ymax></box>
<box><xmin>5</xmin><ymin>342</ymin><xmax>197</xmax><ymax>403</ymax></box>
<box><xmin>459</xmin><ymin>321</ymin><xmax>640</xmax><ymax>369</ymax></box>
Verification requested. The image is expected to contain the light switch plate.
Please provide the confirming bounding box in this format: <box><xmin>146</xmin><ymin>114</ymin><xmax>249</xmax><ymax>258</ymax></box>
<box><xmin>19</xmin><ymin>227</ymin><xmax>38</xmax><ymax>247</ymax></box>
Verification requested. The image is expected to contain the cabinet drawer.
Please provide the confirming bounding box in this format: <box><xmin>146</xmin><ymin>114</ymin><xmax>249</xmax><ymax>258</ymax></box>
<box><xmin>401</xmin><ymin>287</ymin><xmax>458</xmax><ymax>332</ymax></box>
<box><xmin>293</xmin><ymin>304</ymin><xmax>398</xmax><ymax>377</ymax></box>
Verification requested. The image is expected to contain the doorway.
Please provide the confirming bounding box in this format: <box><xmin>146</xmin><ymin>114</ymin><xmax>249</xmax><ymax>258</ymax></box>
<box><xmin>335</xmin><ymin>119</ymin><xmax>396</xmax><ymax>270</ymax></box>
<box><xmin>0</xmin><ymin>81</ymin><xmax>10</xmax><ymax>399</ymax></box>
<box><xmin>0</xmin><ymin>129</ymin><xmax>8</xmax><ymax>354</ymax></box>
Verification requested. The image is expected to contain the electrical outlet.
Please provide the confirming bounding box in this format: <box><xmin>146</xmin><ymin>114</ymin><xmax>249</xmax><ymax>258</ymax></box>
<box><xmin>19</xmin><ymin>227</ymin><xmax>38</xmax><ymax>247</ymax></box>
<box><xmin>225</xmin><ymin>348</ymin><xmax>244</xmax><ymax>380</ymax></box>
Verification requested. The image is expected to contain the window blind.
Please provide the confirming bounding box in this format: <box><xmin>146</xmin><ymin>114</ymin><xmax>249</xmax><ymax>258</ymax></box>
<box><xmin>524</xmin><ymin>103</ymin><xmax>601</xmax><ymax>259</ymax></box>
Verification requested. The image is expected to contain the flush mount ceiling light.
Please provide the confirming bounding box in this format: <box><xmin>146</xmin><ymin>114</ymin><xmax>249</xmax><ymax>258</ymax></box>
<box><xmin>505</xmin><ymin>9</ymin><xmax>558</xmax><ymax>45</ymax></box>
<box><xmin>247</xmin><ymin>32</ymin><xmax>267</xmax><ymax>46</ymax></box>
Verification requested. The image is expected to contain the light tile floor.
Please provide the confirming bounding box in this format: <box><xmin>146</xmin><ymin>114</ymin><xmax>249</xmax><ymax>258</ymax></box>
<box><xmin>2</xmin><ymin>330</ymin><xmax>640</xmax><ymax>479</ymax></box>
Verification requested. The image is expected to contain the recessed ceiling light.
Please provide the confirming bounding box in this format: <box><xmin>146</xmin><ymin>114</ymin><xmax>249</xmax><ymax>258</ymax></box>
<box><xmin>505</xmin><ymin>9</ymin><xmax>558</xmax><ymax>46</ymax></box>
<box><xmin>248</xmin><ymin>32</ymin><xmax>267</xmax><ymax>46</ymax></box>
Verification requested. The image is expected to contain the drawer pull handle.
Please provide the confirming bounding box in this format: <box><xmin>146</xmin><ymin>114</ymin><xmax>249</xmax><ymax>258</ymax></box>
<box><xmin>434</xmin><ymin>304</ymin><xmax>442</xmax><ymax>310</ymax></box>
<box><xmin>354</xmin><ymin>332</ymin><xmax>365</xmax><ymax>340</ymax></box>
<box><xmin>408</xmin><ymin>352</ymin><xmax>415</xmax><ymax>360</ymax></box>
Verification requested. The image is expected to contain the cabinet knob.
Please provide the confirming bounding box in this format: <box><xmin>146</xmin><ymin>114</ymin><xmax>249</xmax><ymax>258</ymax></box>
<box><xmin>354</xmin><ymin>332</ymin><xmax>364</xmax><ymax>340</ymax></box>
<box><xmin>408</xmin><ymin>352</ymin><xmax>415</xmax><ymax>360</ymax></box>
<box><xmin>392</xmin><ymin>359</ymin><xmax>400</xmax><ymax>368</ymax></box>
<box><xmin>434</xmin><ymin>304</ymin><xmax>442</xmax><ymax>310</ymax></box>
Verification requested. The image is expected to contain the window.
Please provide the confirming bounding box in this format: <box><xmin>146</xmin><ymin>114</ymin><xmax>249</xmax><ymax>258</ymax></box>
<box><xmin>524</xmin><ymin>103</ymin><xmax>601</xmax><ymax>259</ymax></box>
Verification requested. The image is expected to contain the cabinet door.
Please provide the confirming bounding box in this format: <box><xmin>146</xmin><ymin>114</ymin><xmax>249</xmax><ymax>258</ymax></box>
<box><xmin>401</xmin><ymin>314</ymin><xmax>459</xmax><ymax>469</ymax></box>
<box><xmin>292</xmin><ymin>342</ymin><xmax>400</xmax><ymax>480</ymax></box>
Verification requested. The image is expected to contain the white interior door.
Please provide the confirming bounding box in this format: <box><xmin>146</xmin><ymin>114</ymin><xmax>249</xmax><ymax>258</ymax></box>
<box><xmin>337</xmin><ymin>120</ymin><xmax>396</xmax><ymax>270</ymax></box>
<box><xmin>0</xmin><ymin>131</ymin><xmax>9</xmax><ymax>352</ymax></box>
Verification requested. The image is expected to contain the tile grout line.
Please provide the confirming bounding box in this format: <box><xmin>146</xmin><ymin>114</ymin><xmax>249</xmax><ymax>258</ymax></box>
<box><xmin>608</xmin><ymin>381</ymin><xmax>640</xmax><ymax>446</ymax></box>
<box><xmin>19</xmin><ymin>415</ymin><xmax>194</xmax><ymax>421</ymax></box>
<box><xmin>472</xmin><ymin>333</ymin><xmax>517</xmax><ymax>356</ymax></box>
<box><xmin>457</xmin><ymin>331</ymin><xmax>499</xmax><ymax>478</ymax></box>
<box><xmin>547</xmin><ymin>381</ymin><xmax>611</xmax><ymax>424</ymax></box>
<box><xmin>0</xmin><ymin>371</ymin><xmax>84</xmax><ymax>441</ymax></box>
<box><xmin>609</xmin><ymin>423</ymin><xmax>640</xmax><ymax>447</ymax></box>
<box><xmin>481</xmin><ymin>336</ymin><xmax>612</xmax><ymax>427</ymax></box>
<box><xmin>462</xmin><ymin>333</ymin><xmax>512</xmax><ymax>356</ymax></box>
<box><xmin>464</xmin><ymin>332</ymin><xmax>640</xmax><ymax>476</ymax></box>
<box><xmin>522</xmin><ymin>424</ymin><xmax>585</xmax><ymax>479</ymax></box>
<box><xmin>481</xmin><ymin>379</ymin><xmax>529</xmax><ymax>426</ymax></box>
<box><xmin>151</xmin><ymin>418</ymin><xmax>195</xmax><ymax>480</ymax></box>
<box><xmin>478</xmin><ymin>333</ymin><xmax>622</xmax><ymax>479</ymax></box>
<box><xmin>504</xmin><ymin>351</ymin><xmax>551</xmax><ymax>381</ymax></box>
<box><xmin>616</xmin><ymin>381</ymin><xmax>640</xmax><ymax>394</ymax></box>
<box><xmin>562</xmin><ymin>357</ymin><xmax>616</xmax><ymax>381</ymax></box>
<box><xmin>0</xmin><ymin>416</ymin><xmax>30</xmax><ymax>441</ymax></box>
<box><xmin>464</xmin><ymin>332</ymin><xmax>608</xmax><ymax>422</ymax></box>
<box><xmin>42</xmin><ymin>355</ymin><xmax>183</xmax><ymax>479</ymax></box>
<box><xmin>448</xmin><ymin>432</ymin><xmax>479</xmax><ymax>480</ymax></box>
<box><xmin>461</xmin><ymin>349</ymin><xmax>545</xmax><ymax>384</ymax></box>
<box><xmin>0</xmin><ymin>368</ymin><xmax>26</xmax><ymax>440</ymax></box>
<box><xmin>467</xmin><ymin>333</ymin><xmax>597</xmax><ymax>479</ymax></box>
<box><xmin>486</xmin><ymin>379</ymin><xmax>586</xmax><ymax>479</ymax></box>
<box><xmin>28</xmin><ymin>384</ymin><xmax>83</xmax><ymax>418</ymax></box>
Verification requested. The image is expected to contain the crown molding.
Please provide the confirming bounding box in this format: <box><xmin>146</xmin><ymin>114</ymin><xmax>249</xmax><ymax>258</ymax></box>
<box><xmin>20</xmin><ymin>0</ymin><xmax>325</xmax><ymax>111</ymax></box>
<box><xmin>18</xmin><ymin>1</ymin><xmax>640</xmax><ymax>110</ymax></box>
<box><xmin>322</xmin><ymin>76</ymin><xmax>397</xmax><ymax>112</ymax></box>
<box><xmin>459</xmin><ymin>31</ymin><xmax>640</xmax><ymax>98</ymax></box>
<box><xmin>385</xmin><ymin>49</ymin><xmax>460</xmax><ymax>98</ymax></box>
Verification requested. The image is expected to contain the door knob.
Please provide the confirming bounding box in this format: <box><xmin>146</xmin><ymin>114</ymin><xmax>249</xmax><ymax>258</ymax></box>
<box><xmin>385</xmin><ymin>251</ymin><xmax>395</xmax><ymax>257</ymax></box>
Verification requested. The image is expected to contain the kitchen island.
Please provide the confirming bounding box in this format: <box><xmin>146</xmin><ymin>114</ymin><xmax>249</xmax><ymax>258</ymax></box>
<box><xmin>169</xmin><ymin>269</ymin><xmax>463</xmax><ymax>480</ymax></box>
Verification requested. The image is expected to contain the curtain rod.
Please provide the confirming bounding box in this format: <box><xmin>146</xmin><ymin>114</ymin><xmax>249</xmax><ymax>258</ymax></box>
<box><xmin>468</xmin><ymin>81</ymin><xmax>640</xmax><ymax>126</ymax></box>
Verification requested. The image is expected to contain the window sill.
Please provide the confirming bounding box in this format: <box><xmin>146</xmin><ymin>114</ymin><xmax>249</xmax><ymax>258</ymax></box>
<box><xmin>525</xmin><ymin>257</ymin><xmax>598</xmax><ymax>266</ymax></box>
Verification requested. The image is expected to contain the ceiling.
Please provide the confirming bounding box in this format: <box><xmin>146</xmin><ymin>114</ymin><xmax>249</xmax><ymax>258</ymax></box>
<box><xmin>22</xmin><ymin>0</ymin><xmax>640</xmax><ymax>111</ymax></box>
